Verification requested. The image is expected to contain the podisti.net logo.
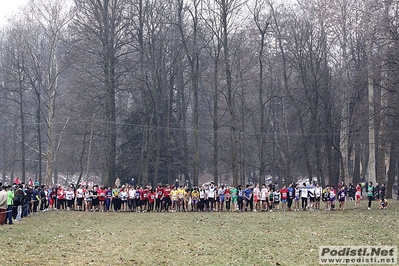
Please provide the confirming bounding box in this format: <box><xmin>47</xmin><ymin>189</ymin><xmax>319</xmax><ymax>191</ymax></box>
<box><xmin>319</xmin><ymin>246</ymin><xmax>397</xmax><ymax>265</ymax></box>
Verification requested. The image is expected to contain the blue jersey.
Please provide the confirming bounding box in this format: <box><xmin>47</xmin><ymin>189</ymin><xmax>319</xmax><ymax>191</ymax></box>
<box><xmin>32</xmin><ymin>189</ymin><xmax>39</xmax><ymax>201</ymax></box>
<box><xmin>288</xmin><ymin>187</ymin><xmax>294</xmax><ymax>199</ymax></box>
<box><xmin>244</xmin><ymin>188</ymin><xmax>252</xmax><ymax>199</ymax></box>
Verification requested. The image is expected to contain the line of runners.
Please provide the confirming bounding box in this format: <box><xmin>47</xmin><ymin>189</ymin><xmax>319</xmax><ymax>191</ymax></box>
<box><xmin>0</xmin><ymin>180</ymin><xmax>389</xmax><ymax>225</ymax></box>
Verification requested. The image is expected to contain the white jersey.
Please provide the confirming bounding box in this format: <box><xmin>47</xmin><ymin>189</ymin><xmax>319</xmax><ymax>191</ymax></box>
<box><xmin>120</xmin><ymin>191</ymin><xmax>128</xmax><ymax>201</ymax></box>
<box><xmin>253</xmin><ymin>187</ymin><xmax>261</xmax><ymax>197</ymax></box>
<box><xmin>301</xmin><ymin>187</ymin><xmax>308</xmax><ymax>198</ymax></box>
<box><xmin>260</xmin><ymin>188</ymin><xmax>268</xmax><ymax>201</ymax></box>
<box><xmin>128</xmin><ymin>189</ymin><xmax>136</xmax><ymax>199</ymax></box>
<box><xmin>208</xmin><ymin>187</ymin><xmax>215</xmax><ymax>198</ymax></box>
<box><xmin>76</xmin><ymin>188</ymin><xmax>84</xmax><ymax>198</ymax></box>
<box><xmin>315</xmin><ymin>187</ymin><xmax>322</xmax><ymax>198</ymax></box>
<box><xmin>65</xmin><ymin>191</ymin><xmax>75</xmax><ymax>200</ymax></box>
<box><xmin>308</xmin><ymin>188</ymin><xmax>315</xmax><ymax>198</ymax></box>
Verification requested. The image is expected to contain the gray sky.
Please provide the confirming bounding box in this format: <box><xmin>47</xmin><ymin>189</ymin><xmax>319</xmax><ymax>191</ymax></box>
<box><xmin>0</xmin><ymin>0</ymin><xmax>28</xmax><ymax>26</ymax></box>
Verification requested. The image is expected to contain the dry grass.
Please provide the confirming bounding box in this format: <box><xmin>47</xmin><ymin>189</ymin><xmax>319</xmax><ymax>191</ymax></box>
<box><xmin>1</xmin><ymin>201</ymin><xmax>399</xmax><ymax>266</ymax></box>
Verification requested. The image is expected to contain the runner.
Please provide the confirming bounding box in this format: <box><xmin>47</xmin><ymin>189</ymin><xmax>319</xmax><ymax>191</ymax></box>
<box><xmin>148</xmin><ymin>189</ymin><xmax>156</xmax><ymax>212</ymax></box>
<box><xmin>177</xmin><ymin>185</ymin><xmax>185</xmax><ymax>212</ymax></box>
<box><xmin>329</xmin><ymin>186</ymin><xmax>337</xmax><ymax>211</ymax></box>
<box><xmin>170</xmin><ymin>186</ymin><xmax>179</xmax><ymax>212</ymax></box>
<box><xmin>273</xmin><ymin>189</ymin><xmax>280</xmax><ymax>211</ymax></box>
<box><xmin>162</xmin><ymin>185</ymin><xmax>171</xmax><ymax>212</ymax></box>
<box><xmin>105</xmin><ymin>187</ymin><xmax>112</xmax><ymax>212</ymax></box>
<box><xmin>184</xmin><ymin>188</ymin><xmax>190</xmax><ymax>212</ymax></box>
<box><xmin>314</xmin><ymin>183</ymin><xmax>322</xmax><ymax>211</ymax></box>
<box><xmin>57</xmin><ymin>186</ymin><xmax>65</xmax><ymax>210</ymax></box>
<box><xmin>191</xmin><ymin>187</ymin><xmax>199</xmax><ymax>212</ymax></box>
<box><xmin>155</xmin><ymin>185</ymin><xmax>163</xmax><ymax>212</ymax></box>
<box><xmin>91</xmin><ymin>186</ymin><xmax>99</xmax><ymax>212</ymax></box>
<box><xmin>355</xmin><ymin>184</ymin><xmax>361</xmax><ymax>210</ymax></box>
<box><xmin>120</xmin><ymin>187</ymin><xmax>128</xmax><ymax>212</ymax></box>
<box><xmin>218</xmin><ymin>185</ymin><xmax>226</xmax><ymax>212</ymax></box>
<box><xmin>237</xmin><ymin>185</ymin><xmax>244</xmax><ymax>212</ymax></box>
<box><xmin>280</xmin><ymin>185</ymin><xmax>288</xmax><ymax>212</ymax></box>
<box><xmin>253</xmin><ymin>184</ymin><xmax>260</xmax><ymax>212</ymax></box>
<box><xmin>300</xmin><ymin>183</ymin><xmax>308</xmax><ymax>211</ymax></box>
<box><xmin>224</xmin><ymin>186</ymin><xmax>231</xmax><ymax>212</ymax></box>
<box><xmin>230</xmin><ymin>186</ymin><xmax>238</xmax><ymax>212</ymax></box>
<box><xmin>76</xmin><ymin>185</ymin><xmax>84</xmax><ymax>211</ymax></box>
<box><xmin>208</xmin><ymin>183</ymin><xmax>216</xmax><ymax>212</ymax></box>
<box><xmin>287</xmin><ymin>183</ymin><xmax>294</xmax><ymax>212</ymax></box>
<box><xmin>98</xmin><ymin>186</ymin><xmax>106</xmax><ymax>212</ymax></box>
<box><xmin>308</xmin><ymin>184</ymin><xmax>315</xmax><ymax>211</ymax></box>
<box><xmin>338</xmin><ymin>186</ymin><xmax>346</xmax><ymax>210</ymax></box>
<box><xmin>367</xmin><ymin>182</ymin><xmax>374</xmax><ymax>210</ymax></box>
<box><xmin>269</xmin><ymin>188</ymin><xmax>274</xmax><ymax>212</ymax></box>
<box><xmin>244</xmin><ymin>184</ymin><xmax>253</xmax><ymax>212</ymax></box>
<box><xmin>294</xmin><ymin>184</ymin><xmax>300</xmax><ymax>212</ymax></box>
<box><xmin>65</xmin><ymin>187</ymin><xmax>75</xmax><ymax>211</ymax></box>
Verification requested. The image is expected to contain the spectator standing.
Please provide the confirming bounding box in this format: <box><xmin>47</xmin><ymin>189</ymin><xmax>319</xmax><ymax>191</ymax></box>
<box><xmin>374</xmin><ymin>183</ymin><xmax>380</xmax><ymax>200</ymax></box>
<box><xmin>379</xmin><ymin>183</ymin><xmax>386</xmax><ymax>202</ymax></box>
<box><xmin>13</xmin><ymin>185</ymin><xmax>24</xmax><ymax>221</ymax></box>
<box><xmin>130</xmin><ymin>178</ymin><xmax>136</xmax><ymax>187</ymax></box>
<box><xmin>0</xmin><ymin>183</ymin><xmax>7</xmax><ymax>225</ymax></box>
<box><xmin>348</xmin><ymin>183</ymin><xmax>356</xmax><ymax>201</ymax></box>
<box><xmin>5</xmin><ymin>186</ymin><xmax>14</xmax><ymax>224</ymax></box>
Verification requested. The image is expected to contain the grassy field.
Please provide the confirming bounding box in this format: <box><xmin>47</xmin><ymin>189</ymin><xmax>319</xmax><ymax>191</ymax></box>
<box><xmin>1</xmin><ymin>201</ymin><xmax>399</xmax><ymax>266</ymax></box>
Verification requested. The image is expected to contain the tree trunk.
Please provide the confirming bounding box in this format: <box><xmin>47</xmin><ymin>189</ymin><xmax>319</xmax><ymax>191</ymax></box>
<box><xmin>365</xmin><ymin>0</ymin><xmax>377</xmax><ymax>184</ymax></box>
<box><xmin>386</xmin><ymin>139</ymin><xmax>396</xmax><ymax>198</ymax></box>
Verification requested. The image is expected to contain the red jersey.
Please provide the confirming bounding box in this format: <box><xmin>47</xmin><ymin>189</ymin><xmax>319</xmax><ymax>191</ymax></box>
<box><xmin>57</xmin><ymin>189</ymin><xmax>65</xmax><ymax>200</ymax></box>
<box><xmin>148</xmin><ymin>192</ymin><xmax>156</xmax><ymax>203</ymax></box>
<box><xmin>143</xmin><ymin>189</ymin><xmax>149</xmax><ymax>200</ymax></box>
<box><xmin>280</xmin><ymin>188</ymin><xmax>288</xmax><ymax>200</ymax></box>
<box><xmin>156</xmin><ymin>188</ymin><xmax>164</xmax><ymax>199</ymax></box>
<box><xmin>163</xmin><ymin>188</ymin><xmax>171</xmax><ymax>197</ymax></box>
<box><xmin>97</xmin><ymin>189</ymin><xmax>106</xmax><ymax>201</ymax></box>
<box><xmin>138</xmin><ymin>189</ymin><xmax>144</xmax><ymax>200</ymax></box>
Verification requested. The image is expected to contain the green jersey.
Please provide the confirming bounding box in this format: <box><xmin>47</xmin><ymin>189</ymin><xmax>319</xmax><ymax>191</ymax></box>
<box><xmin>269</xmin><ymin>191</ymin><xmax>274</xmax><ymax>200</ymax></box>
<box><xmin>230</xmin><ymin>188</ymin><xmax>238</xmax><ymax>197</ymax></box>
<box><xmin>367</xmin><ymin>186</ymin><xmax>374</xmax><ymax>197</ymax></box>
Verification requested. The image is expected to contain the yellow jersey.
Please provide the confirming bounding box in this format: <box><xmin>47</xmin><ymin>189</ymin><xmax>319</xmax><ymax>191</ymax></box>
<box><xmin>170</xmin><ymin>190</ymin><xmax>178</xmax><ymax>201</ymax></box>
<box><xmin>177</xmin><ymin>189</ymin><xmax>185</xmax><ymax>199</ymax></box>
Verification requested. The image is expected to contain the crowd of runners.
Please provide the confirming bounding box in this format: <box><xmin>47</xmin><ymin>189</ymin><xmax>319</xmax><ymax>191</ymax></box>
<box><xmin>0</xmin><ymin>179</ymin><xmax>391</xmax><ymax>225</ymax></box>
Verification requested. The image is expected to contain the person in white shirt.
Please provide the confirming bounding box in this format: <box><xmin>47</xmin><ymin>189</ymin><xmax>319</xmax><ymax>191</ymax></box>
<box><xmin>314</xmin><ymin>183</ymin><xmax>322</xmax><ymax>211</ymax></box>
<box><xmin>260</xmin><ymin>184</ymin><xmax>268</xmax><ymax>211</ymax></box>
<box><xmin>120</xmin><ymin>187</ymin><xmax>129</xmax><ymax>212</ymax></box>
<box><xmin>300</xmin><ymin>183</ymin><xmax>308</xmax><ymax>211</ymax></box>
<box><xmin>218</xmin><ymin>186</ymin><xmax>226</xmax><ymax>212</ymax></box>
<box><xmin>128</xmin><ymin>186</ymin><xmax>136</xmax><ymax>212</ymax></box>
<box><xmin>76</xmin><ymin>185</ymin><xmax>84</xmax><ymax>211</ymax></box>
<box><xmin>308</xmin><ymin>184</ymin><xmax>315</xmax><ymax>211</ymax></box>
<box><xmin>208</xmin><ymin>183</ymin><xmax>216</xmax><ymax>212</ymax></box>
<box><xmin>198</xmin><ymin>186</ymin><xmax>205</xmax><ymax>212</ymax></box>
<box><xmin>253</xmin><ymin>184</ymin><xmax>261</xmax><ymax>212</ymax></box>
<box><xmin>65</xmin><ymin>187</ymin><xmax>75</xmax><ymax>211</ymax></box>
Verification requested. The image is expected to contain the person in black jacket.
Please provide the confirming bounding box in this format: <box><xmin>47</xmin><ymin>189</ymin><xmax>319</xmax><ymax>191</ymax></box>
<box><xmin>348</xmin><ymin>183</ymin><xmax>356</xmax><ymax>201</ymax></box>
<box><xmin>374</xmin><ymin>183</ymin><xmax>380</xmax><ymax>199</ymax></box>
<box><xmin>13</xmin><ymin>185</ymin><xmax>25</xmax><ymax>221</ymax></box>
<box><xmin>24</xmin><ymin>187</ymin><xmax>32</xmax><ymax>216</ymax></box>
<box><xmin>379</xmin><ymin>183</ymin><xmax>386</xmax><ymax>201</ymax></box>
